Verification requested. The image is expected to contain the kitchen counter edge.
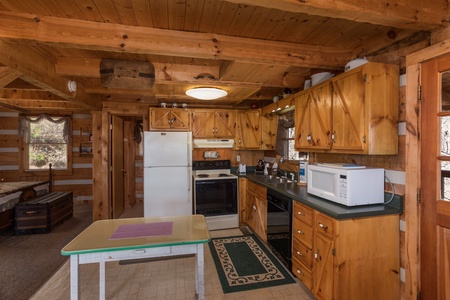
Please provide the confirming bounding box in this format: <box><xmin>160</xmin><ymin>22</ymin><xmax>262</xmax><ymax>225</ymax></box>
<box><xmin>241</xmin><ymin>174</ymin><xmax>403</xmax><ymax>220</ymax></box>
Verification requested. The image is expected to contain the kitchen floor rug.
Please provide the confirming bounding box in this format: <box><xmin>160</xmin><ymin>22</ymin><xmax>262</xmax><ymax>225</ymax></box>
<box><xmin>208</xmin><ymin>234</ymin><xmax>296</xmax><ymax>293</ymax></box>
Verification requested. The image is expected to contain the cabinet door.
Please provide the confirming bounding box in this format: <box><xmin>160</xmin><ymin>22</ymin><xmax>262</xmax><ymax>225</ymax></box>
<box><xmin>261</xmin><ymin>111</ymin><xmax>277</xmax><ymax>150</ymax></box>
<box><xmin>294</xmin><ymin>93</ymin><xmax>312</xmax><ymax>149</ymax></box>
<box><xmin>244</xmin><ymin>110</ymin><xmax>261</xmax><ymax>149</ymax></box>
<box><xmin>170</xmin><ymin>110</ymin><xmax>190</xmax><ymax>130</ymax></box>
<box><xmin>234</xmin><ymin>111</ymin><xmax>246</xmax><ymax>149</ymax></box>
<box><xmin>192</xmin><ymin>110</ymin><xmax>215</xmax><ymax>137</ymax></box>
<box><xmin>314</xmin><ymin>233</ymin><xmax>334</xmax><ymax>300</ymax></box>
<box><xmin>331</xmin><ymin>71</ymin><xmax>365</xmax><ymax>152</ymax></box>
<box><xmin>309</xmin><ymin>84</ymin><xmax>332</xmax><ymax>149</ymax></box>
<box><xmin>150</xmin><ymin>109</ymin><xmax>172</xmax><ymax>129</ymax></box>
<box><xmin>214</xmin><ymin>110</ymin><xmax>236</xmax><ymax>138</ymax></box>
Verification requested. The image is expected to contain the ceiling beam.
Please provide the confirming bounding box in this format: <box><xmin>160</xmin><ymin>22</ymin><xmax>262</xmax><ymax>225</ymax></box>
<box><xmin>224</xmin><ymin>0</ymin><xmax>448</xmax><ymax>31</ymax></box>
<box><xmin>0</xmin><ymin>40</ymin><xmax>101</xmax><ymax>110</ymax></box>
<box><xmin>0</xmin><ymin>11</ymin><xmax>352</xmax><ymax>69</ymax></box>
<box><xmin>0</xmin><ymin>99</ymin><xmax>86</xmax><ymax>111</ymax></box>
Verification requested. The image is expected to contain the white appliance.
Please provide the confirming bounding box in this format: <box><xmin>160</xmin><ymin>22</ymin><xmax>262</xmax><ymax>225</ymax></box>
<box><xmin>143</xmin><ymin>131</ymin><xmax>193</xmax><ymax>217</ymax></box>
<box><xmin>307</xmin><ymin>163</ymin><xmax>385</xmax><ymax>206</ymax></box>
<box><xmin>193</xmin><ymin>139</ymin><xmax>234</xmax><ymax>148</ymax></box>
<box><xmin>192</xmin><ymin>160</ymin><xmax>239</xmax><ymax>230</ymax></box>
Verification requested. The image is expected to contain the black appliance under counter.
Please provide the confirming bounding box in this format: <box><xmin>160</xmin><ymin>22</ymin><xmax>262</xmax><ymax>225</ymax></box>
<box><xmin>243</xmin><ymin>174</ymin><xmax>403</xmax><ymax>220</ymax></box>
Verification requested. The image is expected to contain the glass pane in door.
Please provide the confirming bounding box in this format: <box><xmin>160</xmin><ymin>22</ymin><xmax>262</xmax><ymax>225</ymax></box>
<box><xmin>440</xmin><ymin>116</ymin><xmax>450</xmax><ymax>157</ymax></box>
<box><xmin>441</xmin><ymin>161</ymin><xmax>450</xmax><ymax>201</ymax></box>
<box><xmin>442</xmin><ymin>71</ymin><xmax>450</xmax><ymax>112</ymax></box>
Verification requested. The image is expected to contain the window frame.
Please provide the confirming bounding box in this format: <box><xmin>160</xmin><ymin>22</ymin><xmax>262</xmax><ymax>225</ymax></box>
<box><xmin>19</xmin><ymin>114</ymin><xmax>73</xmax><ymax>175</ymax></box>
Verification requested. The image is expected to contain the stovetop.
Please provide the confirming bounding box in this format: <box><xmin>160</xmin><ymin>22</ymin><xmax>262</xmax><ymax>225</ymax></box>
<box><xmin>192</xmin><ymin>160</ymin><xmax>237</xmax><ymax>180</ymax></box>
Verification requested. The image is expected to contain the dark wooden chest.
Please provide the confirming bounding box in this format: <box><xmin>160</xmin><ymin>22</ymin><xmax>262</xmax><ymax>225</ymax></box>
<box><xmin>14</xmin><ymin>191</ymin><xmax>73</xmax><ymax>235</ymax></box>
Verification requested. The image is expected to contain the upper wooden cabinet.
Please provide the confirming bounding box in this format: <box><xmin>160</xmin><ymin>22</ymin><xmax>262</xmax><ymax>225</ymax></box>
<box><xmin>235</xmin><ymin>110</ymin><xmax>261</xmax><ymax>149</ymax></box>
<box><xmin>294</xmin><ymin>83</ymin><xmax>332</xmax><ymax>150</ymax></box>
<box><xmin>295</xmin><ymin>62</ymin><xmax>399</xmax><ymax>154</ymax></box>
<box><xmin>260</xmin><ymin>110</ymin><xmax>277</xmax><ymax>150</ymax></box>
<box><xmin>191</xmin><ymin>109</ymin><xmax>236</xmax><ymax>138</ymax></box>
<box><xmin>149</xmin><ymin>108</ymin><xmax>190</xmax><ymax>131</ymax></box>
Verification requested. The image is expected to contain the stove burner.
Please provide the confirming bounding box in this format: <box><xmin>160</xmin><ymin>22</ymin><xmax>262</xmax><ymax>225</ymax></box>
<box><xmin>197</xmin><ymin>174</ymin><xmax>209</xmax><ymax>178</ymax></box>
<box><xmin>218</xmin><ymin>174</ymin><xmax>230</xmax><ymax>177</ymax></box>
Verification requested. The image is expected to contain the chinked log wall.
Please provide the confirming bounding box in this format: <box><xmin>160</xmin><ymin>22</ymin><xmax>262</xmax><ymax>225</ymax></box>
<box><xmin>0</xmin><ymin>112</ymin><xmax>93</xmax><ymax>203</ymax></box>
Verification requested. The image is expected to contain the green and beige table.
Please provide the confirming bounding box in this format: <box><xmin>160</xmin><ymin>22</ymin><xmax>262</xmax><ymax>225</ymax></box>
<box><xmin>61</xmin><ymin>215</ymin><xmax>211</xmax><ymax>300</ymax></box>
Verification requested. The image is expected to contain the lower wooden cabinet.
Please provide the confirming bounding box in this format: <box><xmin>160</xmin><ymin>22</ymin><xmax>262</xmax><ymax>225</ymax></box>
<box><xmin>245</xmin><ymin>180</ymin><xmax>267</xmax><ymax>241</ymax></box>
<box><xmin>292</xmin><ymin>201</ymin><xmax>400</xmax><ymax>300</ymax></box>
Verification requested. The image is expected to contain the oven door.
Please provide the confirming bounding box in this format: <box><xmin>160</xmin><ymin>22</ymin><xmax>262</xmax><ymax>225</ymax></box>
<box><xmin>194</xmin><ymin>178</ymin><xmax>238</xmax><ymax>216</ymax></box>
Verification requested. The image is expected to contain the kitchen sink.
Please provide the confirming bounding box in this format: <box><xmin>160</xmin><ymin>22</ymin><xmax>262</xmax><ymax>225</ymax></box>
<box><xmin>262</xmin><ymin>175</ymin><xmax>294</xmax><ymax>184</ymax></box>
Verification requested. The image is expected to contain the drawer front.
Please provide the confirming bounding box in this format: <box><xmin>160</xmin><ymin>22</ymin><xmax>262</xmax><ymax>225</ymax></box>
<box><xmin>293</xmin><ymin>217</ymin><xmax>313</xmax><ymax>249</ymax></box>
<box><xmin>293</xmin><ymin>201</ymin><xmax>313</xmax><ymax>225</ymax></box>
<box><xmin>315</xmin><ymin>212</ymin><xmax>335</xmax><ymax>239</ymax></box>
<box><xmin>292</xmin><ymin>257</ymin><xmax>313</xmax><ymax>290</ymax></box>
<box><xmin>247</xmin><ymin>181</ymin><xmax>266</xmax><ymax>197</ymax></box>
<box><xmin>292</xmin><ymin>237</ymin><xmax>313</xmax><ymax>268</ymax></box>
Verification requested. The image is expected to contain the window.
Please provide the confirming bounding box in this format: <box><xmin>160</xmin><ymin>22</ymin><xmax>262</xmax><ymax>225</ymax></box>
<box><xmin>287</xmin><ymin>127</ymin><xmax>299</xmax><ymax>160</ymax></box>
<box><xmin>20</xmin><ymin>114</ymin><xmax>71</xmax><ymax>171</ymax></box>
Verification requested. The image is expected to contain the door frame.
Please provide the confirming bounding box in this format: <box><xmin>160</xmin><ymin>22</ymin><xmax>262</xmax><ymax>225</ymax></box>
<box><xmin>406</xmin><ymin>43</ymin><xmax>450</xmax><ymax>299</ymax></box>
<box><xmin>92</xmin><ymin>104</ymin><xmax>149</xmax><ymax>221</ymax></box>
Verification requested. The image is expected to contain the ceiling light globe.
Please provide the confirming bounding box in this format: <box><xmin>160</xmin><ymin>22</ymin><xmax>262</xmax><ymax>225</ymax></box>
<box><xmin>185</xmin><ymin>87</ymin><xmax>227</xmax><ymax>100</ymax></box>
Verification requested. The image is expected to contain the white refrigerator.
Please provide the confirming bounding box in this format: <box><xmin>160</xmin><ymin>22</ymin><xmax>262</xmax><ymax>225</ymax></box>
<box><xmin>143</xmin><ymin>131</ymin><xmax>193</xmax><ymax>217</ymax></box>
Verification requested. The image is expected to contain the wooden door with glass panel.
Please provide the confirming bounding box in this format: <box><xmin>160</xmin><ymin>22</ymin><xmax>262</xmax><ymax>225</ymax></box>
<box><xmin>421</xmin><ymin>55</ymin><xmax>450</xmax><ymax>300</ymax></box>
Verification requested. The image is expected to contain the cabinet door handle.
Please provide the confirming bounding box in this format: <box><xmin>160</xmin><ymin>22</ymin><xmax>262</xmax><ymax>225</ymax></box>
<box><xmin>297</xmin><ymin>229</ymin><xmax>304</xmax><ymax>235</ymax></box>
<box><xmin>315</xmin><ymin>250</ymin><xmax>319</xmax><ymax>261</ymax></box>
<box><xmin>319</xmin><ymin>223</ymin><xmax>328</xmax><ymax>230</ymax></box>
<box><xmin>296</xmin><ymin>269</ymin><xmax>304</xmax><ymax>275</ymax></box>
<box><xmin>253</xmin><ymin>205</ymin><xmax>257</xmax><ymax>211</ymax></box>
<box><xmin>331</xmin><ymin>131</ymin><xmax>336</xmax><ymax>143</ymax></box>
<box><xmin>297</xmin><ymin>211</ymin><xmax>303</xmax><ymax>216</ymax></box>
<box><xmin>296</xmin><ymin>251</ymin><xmax>303</xmax><ymax>256</ymax></box>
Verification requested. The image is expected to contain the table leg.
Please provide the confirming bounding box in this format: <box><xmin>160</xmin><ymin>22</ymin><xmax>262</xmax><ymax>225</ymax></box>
<box><xmin>196</xmin><ymin>244</ymin><xmax>205</xmax><ymax>300</ymax></box>
<box><xmin>70</xmin><ymin>255</ymin><xmax>79</xmax><ymax>300</ymax></box>
<box><xmin>99</xmin><ymin>260</ymin><xmax>106</xmax><ymax>300</ymax></box>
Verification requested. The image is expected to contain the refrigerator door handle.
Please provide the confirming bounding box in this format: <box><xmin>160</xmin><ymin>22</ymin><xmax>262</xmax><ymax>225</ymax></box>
<box><xmin>188</xmin><ymin>169</ymin><xmax>191</xmax><ymax>192</ymax></box>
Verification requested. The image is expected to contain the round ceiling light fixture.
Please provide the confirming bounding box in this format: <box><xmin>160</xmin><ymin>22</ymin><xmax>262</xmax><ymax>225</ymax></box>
<box><xmin>185</xmin><ymin>87</ymin><xmax>227</xmax><ymax>100</ymax></box>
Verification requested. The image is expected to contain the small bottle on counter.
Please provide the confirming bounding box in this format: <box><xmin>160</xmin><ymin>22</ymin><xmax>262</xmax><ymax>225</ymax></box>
<box><xmin>298</xmin><ymin>160</ymin><xmax>308</xmax><ymax>186</ymax></box>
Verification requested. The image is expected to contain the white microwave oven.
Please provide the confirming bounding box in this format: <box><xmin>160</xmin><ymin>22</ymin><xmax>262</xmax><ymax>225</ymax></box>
<box><xmin>307</xmin><ymin>164</ymin><xmax>385</xmax><ymax>206</ymax></box>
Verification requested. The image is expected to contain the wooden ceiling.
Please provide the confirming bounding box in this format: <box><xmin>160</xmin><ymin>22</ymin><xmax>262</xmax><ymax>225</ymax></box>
<box><xmin>0</xmin><ymin>0</ymin><xmax>447</xmax><ymax>112</ymax></box>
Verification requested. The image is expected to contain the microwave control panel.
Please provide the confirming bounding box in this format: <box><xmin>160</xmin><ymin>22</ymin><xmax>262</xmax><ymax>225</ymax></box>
<box><xmin>339</xmin><ymin>175</ymin><xmax>347</xmax><ymax>199</ymax></box>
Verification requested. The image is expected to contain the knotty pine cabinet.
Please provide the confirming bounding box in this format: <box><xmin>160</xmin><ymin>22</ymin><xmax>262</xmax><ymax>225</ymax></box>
<box><xmin>245</xmin><ymin>179</ymin><xmax>267</xmax><ymax>241</ymax></box>
<box><xmin>149</xmin><ymin>108</ymin><xmax>191</xmax><ymax>130</ymax></box>
<box><xmin>260</xmin><ymin>109</ymin><xmax>277</xmax><ymax>150</ymax></box>
<box><xmin>295</xmin><ymin>62</ymin><xmax>399</xmax><ymax>154</ymax></box>
<box><xmin>294</xmin><ymin>83</ymin><xmax>332</xmax><ymax>151</ymax></box>
<box><xmin>292</xmin><ymin>201</ymin><xmax>400</xmax><ymax>300</ymax></box>
<box><xmin>235</xmin><ymin>110</ymin><xmax>261</xmax><ymax>149</ymax></box>
<box><xmin>191</xmin><ymin>109</ymin><xmax>236</xmax><ymax>138</ymax></box>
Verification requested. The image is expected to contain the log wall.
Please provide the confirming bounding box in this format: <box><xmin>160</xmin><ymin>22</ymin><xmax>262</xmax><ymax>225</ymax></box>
<box><xmin>0</xmin><ymin>110</ymin><xmax>93</xmax><ymax>203</ymax></box>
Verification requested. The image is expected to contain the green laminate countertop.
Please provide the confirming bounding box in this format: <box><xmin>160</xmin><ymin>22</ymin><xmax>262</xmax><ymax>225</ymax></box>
<box><xmin>243</xmin><ymin>174</ymin><xmax>403</xmax><ymax>220</ymax></box>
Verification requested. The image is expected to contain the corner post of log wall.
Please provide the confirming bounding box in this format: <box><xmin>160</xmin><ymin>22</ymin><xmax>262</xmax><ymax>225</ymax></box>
<box><xmin>92</xmin><ymin>111</ymin><xmax>110</xmax><ymax>221</ymax></box>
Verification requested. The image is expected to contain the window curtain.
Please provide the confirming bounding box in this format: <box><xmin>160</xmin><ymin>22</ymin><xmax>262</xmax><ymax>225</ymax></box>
<box><xmin>19</xmin><ymin>114</ymin><xmax>71</xmax><ymax>145</ymax></box>
<box><xmin>275</xmin><ymin>113</ymin><xmax>294</xmax><ymax>156</ymax></box>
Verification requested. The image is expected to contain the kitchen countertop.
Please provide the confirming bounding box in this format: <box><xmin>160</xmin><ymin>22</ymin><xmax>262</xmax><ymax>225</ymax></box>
<box><xmin>242</xmin><ymin>174</ymin><xmax>403</xmax><ymax>220</ymax></box>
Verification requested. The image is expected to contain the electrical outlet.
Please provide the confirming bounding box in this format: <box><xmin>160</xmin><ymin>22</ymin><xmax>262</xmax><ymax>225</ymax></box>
<box><xmin>237</xmin><ymin>155</ymin><xmax>240</xmax><ymax>162</ymax></box>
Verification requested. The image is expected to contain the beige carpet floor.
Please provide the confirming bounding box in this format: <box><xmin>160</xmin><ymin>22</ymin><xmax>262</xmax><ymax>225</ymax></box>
<box><xmin>0</xmin><ymin>203</ymin><xmax>92</xmax><ymax>300</ymax></box>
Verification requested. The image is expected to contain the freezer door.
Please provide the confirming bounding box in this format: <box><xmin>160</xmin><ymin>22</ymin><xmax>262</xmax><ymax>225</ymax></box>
<box><xmin>144</xmin><ymin>131</ymin><xmax>192</xmax><ymax>167</ymax></box>
<box><xmin>144</xmin><ymin>166</ymin><xmax>193</xmax><ymax>217</ymax></box>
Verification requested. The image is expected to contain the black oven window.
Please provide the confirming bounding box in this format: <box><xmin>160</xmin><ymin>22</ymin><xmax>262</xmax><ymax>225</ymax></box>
<box><xmin>195</xmin><ymin>179</ymin><xmax>238</xmax><ymax>216</ymax></box>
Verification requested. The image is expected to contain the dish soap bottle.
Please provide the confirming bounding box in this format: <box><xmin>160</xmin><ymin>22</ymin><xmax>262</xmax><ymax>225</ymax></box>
<box><xmin>299</xmin><ymin>160</ymin><xmax>308</xmax><ymax>186</ymax></box>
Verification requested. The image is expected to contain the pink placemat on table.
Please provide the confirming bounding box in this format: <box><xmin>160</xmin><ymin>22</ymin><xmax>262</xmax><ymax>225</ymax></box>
<box><xmin>109</xmin><ymin>222</ymin><xmax>173</xmax><ymax>240</ymax></box>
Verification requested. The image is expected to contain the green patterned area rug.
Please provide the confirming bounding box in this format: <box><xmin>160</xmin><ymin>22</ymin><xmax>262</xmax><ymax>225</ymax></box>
<box><xmin>209</xmin><ymin>234</ymin><xmax>296</xmax><ymax>293</ymax></box>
